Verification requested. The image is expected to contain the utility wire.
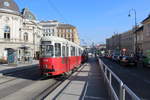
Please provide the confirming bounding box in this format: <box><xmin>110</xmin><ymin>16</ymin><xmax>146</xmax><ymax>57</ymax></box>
<box><xmin>47</xmin><ymin>0</ymin><xmax>68</xmax><ymax>23</ymax></box>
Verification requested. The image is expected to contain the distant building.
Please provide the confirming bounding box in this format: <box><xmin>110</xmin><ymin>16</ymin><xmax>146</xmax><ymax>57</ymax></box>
<box><xmin>106</xmin><ymin>30</ymin><xmax>134</xmax><ymax>55</ymax></box>
<box><xmin>0</xmin><ymin>0</ymin><xmax>42</xmax><ymax>63</ymax></box>
<box><xmin>40</xmin><ymin>20</ymin><xmax>80</xmax><ymax>45</ymax></box>
<box><xmin>120</xmin><ymin>30</ymin><xmax>134</xmax><ymax>55</ymax></box>
<box><xmin>106</xmin><ymin>34</ymin><xmax>121</xmax><ymax>52</ymax></box>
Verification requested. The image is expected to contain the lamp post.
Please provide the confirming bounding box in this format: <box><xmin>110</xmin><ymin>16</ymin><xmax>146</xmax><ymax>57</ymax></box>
<box><xmin>128</xmin><ymin>8</ymin><xmax>138</xmax><ymax>56</ymax></box>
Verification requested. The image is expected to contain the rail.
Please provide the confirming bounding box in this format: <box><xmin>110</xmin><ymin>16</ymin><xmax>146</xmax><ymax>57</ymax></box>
<box><xmin>98</xmin><ymin>58</ymin><xmax>141</xmax><ymax>100</ymax></box>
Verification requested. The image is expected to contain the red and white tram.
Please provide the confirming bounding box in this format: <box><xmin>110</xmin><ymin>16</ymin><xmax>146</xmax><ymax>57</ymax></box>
<box><xmin>39</xmin><ymin>36</ymin><xmax>86</xmax><ymax>76</ymax></box>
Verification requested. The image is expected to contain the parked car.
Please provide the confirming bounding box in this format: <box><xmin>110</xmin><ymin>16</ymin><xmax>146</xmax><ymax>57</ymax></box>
<box><xmin>106</xmin><ymin>54</ymin><xmax>112</xmax><ymax>59</ymax></box>
<box><xmin>112</xmin><ymin>54</ymin><xmax>122</xmax><ymax>62</ymax></box>
<box><xmin>120</xmin><ymin>56</ymin><xmax>137</xmax><ymax>66</ymax></box>
<box><xmin>142</xmin><ymin>56</ymin><xmax>150</xmax><ymax>67</ymax></box>
<box><xmin>116</xmin><ymin>55</ymin><xmax>123</xmax><ymax>63</ymax></box>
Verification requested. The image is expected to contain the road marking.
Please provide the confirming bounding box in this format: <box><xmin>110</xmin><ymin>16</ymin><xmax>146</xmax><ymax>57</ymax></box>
<box><xmin>85</xmin><ymin>96</ymin><xmax>106</xmax><ymax>100</ymax></box>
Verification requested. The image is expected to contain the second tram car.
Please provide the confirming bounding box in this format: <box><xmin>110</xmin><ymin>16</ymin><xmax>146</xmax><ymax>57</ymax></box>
<box><xmin>39</xmin><ymin>36</ymin><xmax>85</xmax><ymax>76</ymax></box>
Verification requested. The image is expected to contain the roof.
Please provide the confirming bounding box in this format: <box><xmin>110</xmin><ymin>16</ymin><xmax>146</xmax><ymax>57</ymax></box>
<box><xmin>0</xmin><ymin>0</ymin><xmax>19</xmax><ymax>12</ymax></box>
<box><xmin>22</xmin><ymin>8</ymin><xmax>36</xmax><ymax>20</ymax></box>
<box><xmin>57</xmin><ymin>24</ymin><xmax>75</xmax><ymax>28</ymax></box>
<box><xmin>136</xmin><ymin>25</ymin><xmax>143</xmax><ymax>32</ymax></box>
<box><xmin>142</xmin><ymin>15</ymin><xmax>150</xmax><ymax>23</ymax></box>
<box><xmin>41</xmin><ymin>36</ymin><xmax>82</xmax><ymax>48</ymax></box>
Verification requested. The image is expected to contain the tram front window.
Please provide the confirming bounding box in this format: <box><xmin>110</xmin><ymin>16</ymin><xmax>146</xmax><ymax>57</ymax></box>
<box><xmin>41</xmin><ymin>45</ymin><xmax>53</xmax><ymax>57</ymax></box>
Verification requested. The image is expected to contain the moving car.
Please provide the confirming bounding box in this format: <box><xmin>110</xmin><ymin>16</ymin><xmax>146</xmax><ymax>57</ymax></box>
<box><xmin>120</xmin><ymin>56</ymin><xmax>137</xmax><ymax>66</ymax></box>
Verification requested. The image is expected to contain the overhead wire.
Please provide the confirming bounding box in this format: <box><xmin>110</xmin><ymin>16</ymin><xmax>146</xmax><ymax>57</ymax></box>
<box><xmin>46</xmin><ymin>0</ymin><xmax>69</xmax><ymax>23</ymax></box>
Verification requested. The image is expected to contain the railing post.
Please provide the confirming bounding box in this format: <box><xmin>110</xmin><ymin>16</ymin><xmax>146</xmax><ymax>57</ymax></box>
<box><xmin>105</xmin><ymin>67</ymin><xmax>107</xmax><ymax>77</ymax></box>
<box><xmin>109</xmin><ymin>72</ymin><xmax>112</xmax><ymax>85</ymax></box>
<box><xmin>122</xmin><ymin>87</ymin><xmax>125</xmax><ymax>100</ymax></box>
<box><xmin>119</xmin><ymin>82</ymin><xmax>125</xmax><ymax>100</ymax></box>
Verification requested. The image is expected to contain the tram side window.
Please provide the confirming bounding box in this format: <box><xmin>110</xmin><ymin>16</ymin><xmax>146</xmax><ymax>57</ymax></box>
<box><xmin>66</xmin><ymin>46</ymin><xmax>69</xmax><ymax>57</ymax></box>
<box><xmin>71</xmin><ymin>46</ymin><xmax>75</xmax><ymax>56</ymax></box>
<box><xmin>55</xmin><ymin>43</ymin><xmax>61</xmax><ymax>57</ymax></box>
<box><xmin>62</xmin><ymin>46</ymin><xmax>66</xmax><ymax>57</ymax></box>
<box><xmin>40</xmin><ymin>45</ymin><xmax>46</xmax><ymax>56</ymax></box>
<box><xmin>46</xmin><ymin>45</ymin><xmax>53</xmax><ymax>57</ymax></box>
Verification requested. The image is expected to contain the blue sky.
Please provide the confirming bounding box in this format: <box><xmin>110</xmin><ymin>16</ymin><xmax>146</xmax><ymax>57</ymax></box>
<box><xmin>15</xmin><ymin>0</ymin><xmax>150</xmax><ymax>45</ymax></box>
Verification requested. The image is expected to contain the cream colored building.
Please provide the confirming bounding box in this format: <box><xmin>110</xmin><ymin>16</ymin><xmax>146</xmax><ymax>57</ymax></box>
<box><xmin>0</xmin><ymin>0</ymin><xmax>42</xmax><ymax>63</ymax></box>
<box><xmin>40</xmin><ymin>20</ymin><xmax>80</xmax><ymax>45</ymax></box>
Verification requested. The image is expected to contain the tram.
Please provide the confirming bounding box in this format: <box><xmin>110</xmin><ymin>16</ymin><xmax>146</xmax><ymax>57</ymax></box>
<box><xmin>39</xmin><ymin>36</ymin><xmax>86</xmax><ymax>76</ymax></box>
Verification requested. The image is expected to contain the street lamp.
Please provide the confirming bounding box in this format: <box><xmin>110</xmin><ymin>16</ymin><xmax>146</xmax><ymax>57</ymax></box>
<box><xmin>128</xmin><ymin>8</ymin><xmax>138</xmax><ymax>56</ymax></box>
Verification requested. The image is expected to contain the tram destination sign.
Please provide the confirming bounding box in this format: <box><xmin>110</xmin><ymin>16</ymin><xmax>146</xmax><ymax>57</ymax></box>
<box><xmin>41</xmin><ymin>41</ymin><xmax>51</xmax><ymax>45</ymax></box>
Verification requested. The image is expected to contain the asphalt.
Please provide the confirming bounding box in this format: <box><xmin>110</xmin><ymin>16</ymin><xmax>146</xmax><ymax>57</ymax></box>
<box><xmin>0</xmin><ymin>60</ymin><xmax>39</xmax><ymax>75</ymax></box>
<box><xmin>0</xmin><ymin>63</ymin><xmax>61</xmax><ymax>100</ymax></box>
<box><xmin>101</xmin><ymin>57</ymin><xmax>150</xmax><ymax>100</ymax></box>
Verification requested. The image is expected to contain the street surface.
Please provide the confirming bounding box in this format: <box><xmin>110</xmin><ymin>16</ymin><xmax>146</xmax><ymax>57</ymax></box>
<box><xmin>0</xmin><ymin>65</ymin><xmax>61</xmax><ymax>100</ymax></box>
<box><xmin>101</xmin><ymin>57</ymin><xmax>150</xmax><ymax>100</ymax></box>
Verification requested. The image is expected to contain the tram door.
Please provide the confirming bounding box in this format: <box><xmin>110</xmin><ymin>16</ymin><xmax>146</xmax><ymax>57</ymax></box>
<box><xmin>62</xmin><ymin>45</ymin><xmax>67</xmax><ymax>72</ymax></box>
<box><xmin>66</xmin><ymin>46</ymin><xmax>69</xmax><ymax>72</ymax></box>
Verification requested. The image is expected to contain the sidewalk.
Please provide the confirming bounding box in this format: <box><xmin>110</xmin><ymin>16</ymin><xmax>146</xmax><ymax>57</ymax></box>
<box><xmin>0</xmin><ymin>60</ymin><xmax>39</xmax><ymax>75</ymax></box>
<box><xmin>45</xmin><ymin>58</ymin><xmax>109</xmax><ymax>100</ymax></box>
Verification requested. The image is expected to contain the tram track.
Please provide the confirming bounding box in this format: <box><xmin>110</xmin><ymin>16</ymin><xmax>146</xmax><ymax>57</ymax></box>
<box><xmin>35</xmin><ymin>63</ymin><xmax>86</xmax><ymax>100</ymax></box>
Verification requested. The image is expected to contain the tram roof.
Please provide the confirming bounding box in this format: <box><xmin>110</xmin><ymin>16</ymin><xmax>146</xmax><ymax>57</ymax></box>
<box><xmin>41</xmin><ymin>36</ymin><xmax>83</xmax><ymax>49</ymax></box>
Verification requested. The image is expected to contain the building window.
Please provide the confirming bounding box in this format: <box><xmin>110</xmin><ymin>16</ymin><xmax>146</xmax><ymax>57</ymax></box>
<box><xmin>146</xmin><ymin>24</ymin><xmax>150</xmax><ymax>36</ymax></box>
<box><xmin>4</xmin><ymin>26</ymin><xmax>10</xmax><ymax>39</ymax></box>
<box><xmin>52</xmin><ymin>29</ymin><xmax>54</xmax><ymax>33</ymax></box>
<box><xmin>24</xmin><ymin>32</ymin><xmax>28</xmax><ymax>41</ymax></box>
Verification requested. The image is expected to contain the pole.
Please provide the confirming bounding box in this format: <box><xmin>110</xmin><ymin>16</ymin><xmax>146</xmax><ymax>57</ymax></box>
<box><xmin>128</xmin><ymin>9</ymin><xmax>137</xmax><ymax>56</ymax></box>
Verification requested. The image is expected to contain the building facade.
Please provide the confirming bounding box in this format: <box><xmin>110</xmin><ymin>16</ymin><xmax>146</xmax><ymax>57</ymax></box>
<box><xmin>136</xmin><ymin>25</ymin><xmax>144</xmax><ymax>54</ymax></box>
<box><xmin>120</xmin><ymin>30</ymin><xmax>134</xmax><ymax>55</ymax></box>
<box><xmin>106</xmin><ymin>34</ymin><xmax>121</xmax><ymax>53</ymax></box>
<box><xmin>40</xmin><ymin>20</ymin><xmax>80</xmax><ymax>45</ymax></box>
<box><xmin>142</xmin><ymin>16</ymin><xmax>150</xmax><ymax>56</ymax></box>
<box><xmin>0</xmin><ymin>0</ymin><xmax>42</xmax><ymax>63</ymax></box>
<box><xmin>106</xmin><ymin>30</ymin><xmax>134</xmax><ymax>55</ymax></box>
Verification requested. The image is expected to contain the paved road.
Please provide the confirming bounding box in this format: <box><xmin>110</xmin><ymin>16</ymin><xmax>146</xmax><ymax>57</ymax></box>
<box><xmin>0</xmin><ymin>65</ymin><xmax>60</xmax><ymax>100</ymax></box>
<box><xmin>101</xmin><ymin>57</ymin><xmax>150</xmax><ymax>100</ymax></box>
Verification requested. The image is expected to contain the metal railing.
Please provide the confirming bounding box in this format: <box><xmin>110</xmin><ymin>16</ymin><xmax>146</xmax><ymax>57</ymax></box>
<box><xmin>98</xmin><ymin>58</ymin><xmax>141</xmax><ymax>100</ymax></box>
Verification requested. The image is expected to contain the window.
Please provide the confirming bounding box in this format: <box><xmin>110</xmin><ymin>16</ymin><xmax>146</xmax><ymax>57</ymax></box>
<box><xmin>62</xmin><ymin>46</ymin><xmax>66</xmax><ymax>57</ymax></box>
<box><xmin>52</xmin><ymin>29</ymin><xmax>54</xmax><ymax>33</ymax></box>
<box><xmin>55</xmin><ymin>43</ymin><xmax>61</xmax><ymax>57</ymax></box>
<box><xmin>71</xmin><ymin>46</ymin><xmax>75</xmax><ymax>56</ymax></box>
<box><xmin>4</xmin><ymin>26</ymin><xmax>10</xmax><ymax>39</ymax></box>
<box><xmin>68</xmin><ymin>34</ymin><xmax>70</xmax><ymax>38</ymax></box>
<box><xmin>24</xmin><ymin>32</ymin><xmax>28</xmax><ymax>41</ymax></box>
<box><xmin>146</xmin><ymin>24</ymin><xmax>150</xmax><ymax>36</ymax></box>
<box><xmin>66</xmin><ymin>46</ymin><xmax>69</xmax><ymax>56</ymax></box>
<box><xmin>40</xmin><ymin>45</ymin><xmax>53</xmax><ymax>57</ymax></box>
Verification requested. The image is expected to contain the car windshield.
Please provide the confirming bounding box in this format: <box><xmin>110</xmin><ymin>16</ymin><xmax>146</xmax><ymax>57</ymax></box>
<box><xmin>40</xmin><ymin>45</ymin><xmax>53</xmax><ymax>57</ymax></box>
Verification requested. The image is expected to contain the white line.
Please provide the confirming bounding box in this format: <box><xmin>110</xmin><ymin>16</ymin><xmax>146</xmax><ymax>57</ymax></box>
<box><xmin>85</xmin><ymin>96</ymin><xmax>106</xmax><ymax>100</ymax></box>
<box><xmin>82</xmin><ymin>81</ymin><xmax>88</xmax><ymax>100</ymax></box>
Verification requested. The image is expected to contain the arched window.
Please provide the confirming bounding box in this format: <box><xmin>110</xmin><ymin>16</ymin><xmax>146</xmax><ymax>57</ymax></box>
<box><xmin>4</xmin><ymin>26</ymin><xmax>10</xmax><ymax>39</ymax></box>
<box><xmin>24</xmin><ymin>32</ymin><xmax>28</xmax><ymax>41</ymax></box>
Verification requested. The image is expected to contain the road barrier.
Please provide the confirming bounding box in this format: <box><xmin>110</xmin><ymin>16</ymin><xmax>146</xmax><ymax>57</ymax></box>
<box><xmin>98</xmin><ymin>58</ymin><xmax>141</xmax><ymax>100</ymax></box>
